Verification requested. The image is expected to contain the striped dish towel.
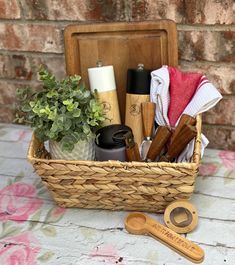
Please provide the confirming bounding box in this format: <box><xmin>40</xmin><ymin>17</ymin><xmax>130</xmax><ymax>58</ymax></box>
<box><xmin>150</xmin><ymin>65</ymin><xmax>222</xmax><ymax>162</ymax></box>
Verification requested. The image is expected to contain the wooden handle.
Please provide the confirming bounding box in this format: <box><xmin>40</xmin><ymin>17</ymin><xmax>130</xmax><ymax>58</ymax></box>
<box><xmin>141</xmin><ymin>102</ymin><xmax>156</xmax><ymax>138</ymax></box>
<box><xmin>160</xmin><ymin>124</ymin><xmax>197</xmax><ymax>162</ymax></box>
<box><xmin>146</xmin><ymin>126</ymin><xmax>172</xmax><ymax>162</ymax></box>
<box><xmin>126</xmin><ymin>143</ymin><xmax>142</xmax><ymax>162</ymax></box>
<box><xmin>146</xmin><ymin>217</ymin><xmax>204</xmax><ymax>263</ymax></box>
<box><xmin>171</xmin><ymin>114</ymin><xmax>196</xmax><ymax>143</ymax></box>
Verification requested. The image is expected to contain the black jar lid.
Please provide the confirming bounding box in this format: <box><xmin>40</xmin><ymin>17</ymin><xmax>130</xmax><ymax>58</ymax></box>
<box><xmin>126</xmin><ymin>64</ymin><xmax>151</xmax><ymax>95</ymax></box>
<box><xmin>95</xmin><ymin>124</ymin><xmax>132</xmax><ymax>149</ymax></box>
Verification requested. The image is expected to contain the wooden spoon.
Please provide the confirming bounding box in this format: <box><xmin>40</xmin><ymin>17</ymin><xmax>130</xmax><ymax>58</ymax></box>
<box><xmin>125</xmin><ymin>212</ymin><xmax>204</xmax><ymax>263</ymax></box>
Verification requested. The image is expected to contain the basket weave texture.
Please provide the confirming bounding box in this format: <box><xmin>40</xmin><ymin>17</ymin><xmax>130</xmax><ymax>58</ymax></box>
<box><xmin>28</xmin><ymin>115</ymin><xmax>202</xmax><ymax>213</ymax></box>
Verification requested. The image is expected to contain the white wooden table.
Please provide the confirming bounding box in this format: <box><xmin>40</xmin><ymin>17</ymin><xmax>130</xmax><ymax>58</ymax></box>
<box><xmin>0</xmin><ymin>123</ymin><xmax>234</xmax><ymax>265</ymax></box>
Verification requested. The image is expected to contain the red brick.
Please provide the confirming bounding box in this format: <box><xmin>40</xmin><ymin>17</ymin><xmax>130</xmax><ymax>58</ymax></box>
<box><xmin>0</xmin><ymin>80</ymin><xmax>42</xmax><ymax>106</ymax></box>
<box><xmin>203</xmin><ymin>125</ymin><xmax>235</xmax><ymax>150</ymax></box>
<box><xmin>0</xmin><ymin>105</ymin><xmax>14</xmax><ymax>123</ymax></box>
<box><xmin>21</xmin><ymin>0</ymin><xmax>48</xmax><ymax>20</ymax></box>
<box><xmin>130</xmin><ymin>1</ymin><xmax>147</xmax><ymax>21</ymax></box>
<box><xmin>179</xmin><ymin>62</ymin><xmax>235</xmax><ymax>94</ymax></box>
<box><xmin>144</xmin><ymin>0</ymin><xmax>183</xmax><ymax>23</ymax></box>
<box><xmin>85</xmin><ymin>1</ymin><xmax>129</xmax><ymax>21</ymax></box>
<box><xmin>0</xmin><ymin>81</ymin><xmax>22</xmax><ymax>105</ymax></box>
<box><xmin>144</xmin><ymin>0</ymin><xmax>235</xmax><ymax>24</ymax></box>
<box><xmin>178</xmin><ymin>31</ymin><xmax>235</xmax><ymax>62</ymax></box>
<box><xmin>183</xmin><ymin>0</ymin><xmax>235</xmax><ymax>24</ymax></box>
<box><xmin>0</xmin><ymin>23</ymin><xmax>63</xmax><ymax>53</ymax></box>
<box><xmin>202</xmin><ymin>98</ymin><xmax>235</xmax><ymax>126</ymax></box>
<box><xmin>21</xmin><ymin>0</ymin><xmax>129</xmax><ymax>21</ymax></box>
<box><xmin>0</xmin><ymin>53</ymin><xmax>66</xmax><ymax>80</ymax></box>
<box><xmin>0</xmin><ymin>0</ymin><xmax>21</xmax><ymax>19</ymax></box>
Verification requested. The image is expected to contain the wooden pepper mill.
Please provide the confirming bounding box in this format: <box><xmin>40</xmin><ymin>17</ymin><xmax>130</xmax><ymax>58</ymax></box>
<box><xmin>88</xmin><ymin>61</ymin><xmax>121</xmax><ymax>125</ymax></box>
<box><xmin>125</xmin><ymin>64</ymin><xmax>151</xmax><ymax>147</ymax></box>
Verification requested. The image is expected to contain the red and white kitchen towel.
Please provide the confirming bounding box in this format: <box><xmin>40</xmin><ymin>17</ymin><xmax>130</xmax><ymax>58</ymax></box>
<box><xmin>150</xmin><ymin>65</ymin><xmax>222</xmax><ymax>162</ymax></box>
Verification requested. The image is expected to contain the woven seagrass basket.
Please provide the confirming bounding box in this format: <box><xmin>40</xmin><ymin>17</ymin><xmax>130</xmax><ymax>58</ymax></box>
<box><xmin>27</xmin><ymin>115</ymin><xmax>201</xmax><ymax>213</ymax></box>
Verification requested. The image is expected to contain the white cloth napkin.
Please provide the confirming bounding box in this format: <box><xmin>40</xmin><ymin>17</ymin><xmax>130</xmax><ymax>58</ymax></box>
<box><xmin>183</xmin><ymin>82</ymin><xmax>222</xmax><ymax>117</ymax></box>
<box><xmin>150</xmin><ymin>65</ymin><xmax>170</xmax><ymax>126</ymax></box>
<box><xmin>150</xmin><ymin>65</ymin><xmax>222</xmax><ymax>162</ymax></box>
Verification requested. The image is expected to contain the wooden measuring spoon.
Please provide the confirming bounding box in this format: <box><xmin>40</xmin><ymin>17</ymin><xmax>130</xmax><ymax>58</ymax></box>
<box><xmin>125</xmin><ymin>212</ymin><xmax>204</xmax><ymax>263</ymax></box>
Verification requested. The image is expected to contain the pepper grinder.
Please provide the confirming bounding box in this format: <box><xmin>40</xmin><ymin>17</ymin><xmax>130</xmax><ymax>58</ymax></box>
<box><xmin>125</xmin><ymin>64</ymin><xmax>151</xmax><ymax>147</ymax></box>
<box><xmin>88</xmin><ymin>61</ymin><xmax>121</xmax><ymax>125</ymax></box>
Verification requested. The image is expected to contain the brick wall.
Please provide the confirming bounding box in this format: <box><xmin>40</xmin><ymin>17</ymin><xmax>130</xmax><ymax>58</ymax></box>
<box><xmin>0</xmin><ymin>0</ymin><xmax>234</xmax><ymax>150</ymax></box>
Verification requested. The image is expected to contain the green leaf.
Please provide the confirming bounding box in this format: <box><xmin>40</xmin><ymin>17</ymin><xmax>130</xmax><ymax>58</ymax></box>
<box><xmin>83</xmin><ymin>124</ymin><xmax>91</xmax><ymax>135</ymax></box>
<box><xmin>28</xmin><ymin>209</ymin><xmax>42</xmax><ymax>230</ymax></box>
<box><xmin>61</xmin><ymin>140</ymin><xmax>74</xmax><ymax>152</ymax></box>
<box><xmin>38</xmin><ymin>187</ymin><xmax>47</xmax><ymax>195</ymax></box>
<box><xmin>14</xmin><ymin>174</ymin><xmax>25</xmax><ymax>182</ymax></box>
<box><xmin>7</xmin><ymin>178</ymin><xmax>13</xmax><ymax>186</ymax></box>
<box><xmin>37</xmin><ymin>251</ymin><xmax>55</xmax><ymax>262</ymax></box>
<box><xmin>63</xmin><ymin>99</ymin><xmax>73</xmax><ymax>106</ymax></box>
<box><xmin>21</xmin><ymin>104</ymin><xmax>31</xmax><ymax>112</ymax></box>
<box><xmin>1</xmin><ymin>225</ymin><xmax>22</xmax><ymax>238</ymax></box>
<box><xmin>48</xmin><ymin>109</ymin><xmax>57</xmax><ymax>120</ymax></box>
<box><xmin>46</xmin><ymin>90</ymin><xmax>58</xmax><ymax>98</ymax></box>
<box><xmin>45</xmin><ymin>207</ymin><xmax>66</xmax><ymax>223</ymax></box>
<box><xmin>41</xmin><ymin>226</ymin><xmax>56</xmax><ymax>237</ymax></box>
<box><xmin>31</xmin><ymin>209</ymin><xmax>42</xmax><ymax>222</ymax></box>
<box><xmin>14</xmin><ymin>67</ymin><xmax>105</xmax><ymax>151</ymax></box>
<box><xmin>72</xmin><ymin>108</ymin><xmax>81</xmax><ymax>117</ymax></box>
<box><xmin>64</xmin><ymin>119</ymin><xmax>72</xmax><ymax>131</ymax></box>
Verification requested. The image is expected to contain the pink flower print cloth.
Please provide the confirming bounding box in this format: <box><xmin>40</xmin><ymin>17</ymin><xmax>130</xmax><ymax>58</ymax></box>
<box><xmin>0</xmin><ymin>182</ymin><xmax>43</xmax><ymax>223</ymax></box>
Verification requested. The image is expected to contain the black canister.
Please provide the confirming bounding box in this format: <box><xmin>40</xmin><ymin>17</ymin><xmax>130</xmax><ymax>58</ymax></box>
<box><xmin>95</xmin><ymin>124</ymin><xmax>132</xmax><ymax>161</ymax></box>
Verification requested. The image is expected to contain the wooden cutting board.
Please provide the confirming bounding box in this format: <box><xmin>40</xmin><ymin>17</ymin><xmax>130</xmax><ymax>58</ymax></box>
<box><xmin>64</xmin><ymin>20</ymin><xmax>178</xmax><ymax>122</ymax></box>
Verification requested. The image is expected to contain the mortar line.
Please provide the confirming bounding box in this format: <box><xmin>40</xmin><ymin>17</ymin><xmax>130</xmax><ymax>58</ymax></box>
<box><xmin>179</xmin><ymin>59</ymin><xmax>235</xmax><ymax>67</ymax></box>
<box><xmin>203</xmin><ymin>124</ymin><xmax>235</xmax><ymax>129</ymax></box>
<box><xmin>0</xmin><ymin>77</ymin><xmax>40</xmax><ymax>84</ymax></box>
<box><xmin>0</xmin><ymin>17</ymin><xmax>234</xmax><ymax>30</ymax></box>
<box><xmin>0</xmin><ymin>49</ymin><xmax>64</xmax><ymax>57</ymax></box>
<box><xmin>220</xmin><ymin>94</ymin><xmax>235</xmax><ymax>99</ymax></box>
<box><xmin>177</xmin><ymin>23</ymin><xmax>235</xmax><ymax>31</ymax></box>
<box><xmin>0</xmin><ymin>18</ymin><xmax>102</xmax><ymax>26</ymax></box>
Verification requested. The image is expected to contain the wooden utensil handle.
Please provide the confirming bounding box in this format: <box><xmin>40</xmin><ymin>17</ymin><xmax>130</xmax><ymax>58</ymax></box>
<box><xmin>126</xmin><ymin>143</ymin><xmax>142</xmax><ymax>162</ymax></box>
<box><xmin>141</xmin><ymin>102</ymin><xmax>156</xmax><ymax>138</ymax></box>
<box><xmin>146</xmin><ymin>126</ymin><xmax>172</xmax><ymax>162</ymax></box>
<box><xmin>171</xmin><ymin>114</ymin><xmax>196</xmax><ymax>143</ymax></box>
<box><xmin>161</xmin><ymin>124</ymin><xmax>197</xmax><ymax>162</ymax></box>
<box><xmin>146</xmin><ymin>220</ymin><xmax>204</xmax><ymax>263</ymax></box>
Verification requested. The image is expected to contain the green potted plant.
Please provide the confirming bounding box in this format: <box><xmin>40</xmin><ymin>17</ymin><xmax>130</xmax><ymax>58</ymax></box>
<box><xmin>15</xmin><ymin>67</ymin><xmax>105</xmax><ymax>160</ymax></box>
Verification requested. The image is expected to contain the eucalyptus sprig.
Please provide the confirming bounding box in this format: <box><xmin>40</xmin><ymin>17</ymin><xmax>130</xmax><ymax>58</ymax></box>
<box><xmin>15</xmin><ymin>67</ymin><xmax>105</xmax><ymax>152</ymax></box>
